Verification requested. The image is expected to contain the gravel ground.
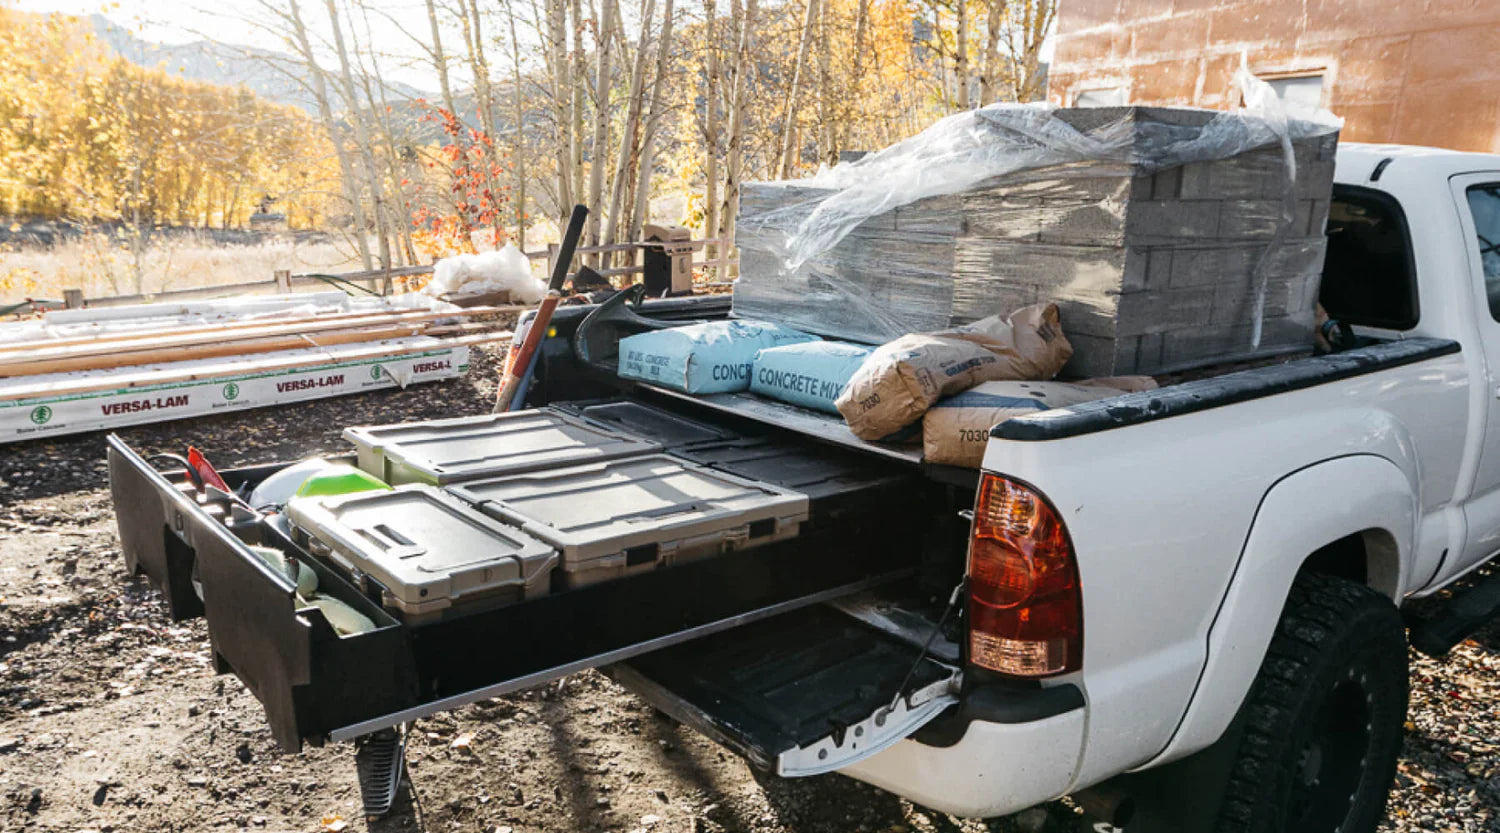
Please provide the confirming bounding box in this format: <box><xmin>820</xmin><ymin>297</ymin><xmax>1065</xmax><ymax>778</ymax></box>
<box><xmin>0</xmin><ymin>347</ymin><xmax>1496</xmax><ymax>832</ymax></box>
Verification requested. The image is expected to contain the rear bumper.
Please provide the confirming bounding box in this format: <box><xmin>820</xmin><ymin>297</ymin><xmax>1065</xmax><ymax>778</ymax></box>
<box><xmin>838</xmin><ymin>690</ymin><xmax>1086</xmax><ymax>819</ymax></box>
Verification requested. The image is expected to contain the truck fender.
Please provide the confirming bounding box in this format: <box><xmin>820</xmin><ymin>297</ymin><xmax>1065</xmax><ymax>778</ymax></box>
<box><xmin>1146</xmin><ymin>453</ymin><xmax>1416</xmax><ymax>766</ymax></box>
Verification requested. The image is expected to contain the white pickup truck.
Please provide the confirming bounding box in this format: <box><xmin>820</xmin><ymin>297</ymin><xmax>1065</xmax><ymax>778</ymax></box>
<box><xmin>109</xmin><ymin>142</ymin><xmax>1500</xmax><ymax>833</ymax></box>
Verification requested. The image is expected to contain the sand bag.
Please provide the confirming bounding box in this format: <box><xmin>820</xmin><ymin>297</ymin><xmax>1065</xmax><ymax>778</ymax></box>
<box><xmin>618</xmin><ymin>320</ymin><xmax>819</xmax><ymax>394</ymax></box>
<box><xmin>749</xmin><ymin>341</ymin><xmax>873</xmax><ymax>414</ymax></box>
<box><xmin>923</xmin><ymin>377</ymin><xmax>1157</xmax><ymax>468</ymax></box>
<box><xmin>835</xmin><ymin>303</ymin><xmax>1073</xmax><ymax>440</ymax></box>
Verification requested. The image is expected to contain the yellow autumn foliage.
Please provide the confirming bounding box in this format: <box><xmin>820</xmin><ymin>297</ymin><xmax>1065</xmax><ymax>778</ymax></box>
<box><xmin>0</xmin><ymin>7</ymin><xmax>339</xmax><ymax>229</ymax></box>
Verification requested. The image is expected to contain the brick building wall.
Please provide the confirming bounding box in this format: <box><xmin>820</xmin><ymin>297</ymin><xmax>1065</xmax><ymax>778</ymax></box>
<box><xmin>1047</xmin><ymin>0</ymin><xmax>1500</xmax><ymax>152</ymax></box>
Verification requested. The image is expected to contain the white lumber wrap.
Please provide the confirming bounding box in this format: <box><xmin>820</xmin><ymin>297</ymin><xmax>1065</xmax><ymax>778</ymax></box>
<box><xmin>0</xmin><ymin>338</ymin><xmax>470</xmax><ymax>443</ymax></box>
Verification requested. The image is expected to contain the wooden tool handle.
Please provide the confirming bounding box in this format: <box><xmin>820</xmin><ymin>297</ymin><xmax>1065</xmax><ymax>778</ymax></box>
<box><xmin>493</xmin><ymin>294</ymin><xmax>559</xmax><ymax>412</ymax></box>
<box><xmin>494</xmin><ymin>204</ymin><xmax>589</xmax><ymax>413</ymax></box>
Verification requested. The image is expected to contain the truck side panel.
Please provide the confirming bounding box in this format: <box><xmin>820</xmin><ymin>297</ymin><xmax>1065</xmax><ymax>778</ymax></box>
<box><xmin>1148</xmin><ymin>454</ymin><xmax>1416</xmax><ymax>765</ymax></box>
<box><xmin>979</xmin><ymin>348</ymin><xmax>1467</xmax><ymax>791</ymax></box>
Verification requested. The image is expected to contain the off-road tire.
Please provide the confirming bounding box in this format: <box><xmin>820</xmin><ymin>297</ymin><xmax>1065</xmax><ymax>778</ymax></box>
<box><xmin>1216</xmin><ymin>572</ymin><xmax>1408</xmax><ymax>833</ymax></box>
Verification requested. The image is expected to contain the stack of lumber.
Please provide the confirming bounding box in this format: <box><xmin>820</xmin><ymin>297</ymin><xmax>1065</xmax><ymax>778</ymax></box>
<box><xmin>0</xmin><ymin>296</ymin><xmax>522</xmax><ymax>443</ymax></box>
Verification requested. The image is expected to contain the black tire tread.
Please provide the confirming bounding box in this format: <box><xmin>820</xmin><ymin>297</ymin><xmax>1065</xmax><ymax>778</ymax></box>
<box><xmin>1215</xmin><ymin>572</ymin><xmax>1407</xmax><ymax>833</ymax></box>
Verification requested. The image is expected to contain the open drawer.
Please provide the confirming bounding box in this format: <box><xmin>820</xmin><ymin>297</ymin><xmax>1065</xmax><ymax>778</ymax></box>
<box><xmin>108</xmin><ymin>436</ymin><xmax>421</xmax><ymax>750</ymax></box>
<box><xmin>107</xmin><ymin>432</ymin><xmax>922</xmax><ymax>752</ymax></box>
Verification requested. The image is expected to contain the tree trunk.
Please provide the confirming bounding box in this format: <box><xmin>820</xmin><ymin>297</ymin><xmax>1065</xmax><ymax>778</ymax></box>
<box><xmin>980</xmin><ymin>0</ymin><xmax>1001</xmax><ymax>105</ymax></box>
<box><xmin>570</xmin><ymin>0</ymin><xmax>586</xmax><ymax>217</ymax></box>
<box><xmin>815</xmin><ymin>0</ymin><xmax>834</xmax><ymax>165</ymax></box>
<box><xmin>323</xmin><ymin>0</ymin><xmax>391</xmax><ymax>270</ymax></box>
<box><xmin>1015</xmin><ymin>0</ymin><xmax>1056</xmax><ymax>102</ymax></box>
<box><xmin>843</xmin><ymin>0</ymin><xmax>868</xmax><ymax>151</ymax></box>
<box><xmin>462</xmin><ymin>0</ymin><xmax>504</xmax><ymax>247</ymax></box>
<box><xmin>603</xmin><ymin>0</ymin><xmax>655</xmax><ymax>252</ymax></box>
<box><xmin>701</xmin><ymin>0</ymin><xmax>721</xmax><ymax>269</ymax></box>
<box><xmin>424</xmin><ymin>0</ymin><xmax>457</xmax><ymax>115</ymax></box>
<box><xmin>505</xmin><ymin>0</ymin><xmax>530</xmax><ymax>248</ymax></box>
<box><xmin>353</xmin><ymin>0</ymin><xmax>415</xmax><ymax>265</ymax></box>
<box><xmin>776</xmin><ymin>0</ymin><xmax>818</xmax><ymax>179</ymax></box>
<box><xmin>585</xmin><ymin>0</ymin><xmax>617</xmax><ymax>249</ymax></box>
<box><xmin>286</xmin><ymin>0</ymin><xmax>372</xmax><ymax>270</ymax></box>
<box><xmin>955</xmin><ymin>0</ymin><xmax>970</xmax><ymax>110</ymax></box>
<box><xmin>632</xmin><ymin>0</ymin><xmax>674</xmax><ymax>242</ymax></box>
<box><xmin>545</xmin><ymin>0</ymin><xmax>574</xmax><ymax>216</ymax></box>
<box><xmin>720</xmin><ymin>0</ymin><xmax>756</xmax><ymax>264</ymax></box>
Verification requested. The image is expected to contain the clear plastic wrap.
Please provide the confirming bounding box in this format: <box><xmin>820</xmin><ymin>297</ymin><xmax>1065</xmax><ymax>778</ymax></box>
<box><xmin>733</xmin><ymin>67</ymin><xmax>1343</xmax><ymax>372</ymax></box>
<box><xmin>757</xmin><ymin>69</ymin><xmax>1339</xmax><ymax>274</ymax></box>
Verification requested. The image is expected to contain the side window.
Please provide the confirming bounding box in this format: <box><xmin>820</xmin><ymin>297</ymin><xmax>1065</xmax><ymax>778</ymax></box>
<box><xmin>1319</xmin><ymin>186</ymin><xmax>1418</xmax><ymax>330</ymax></box>
<box><xmin>1464</xmin><ymin>185</ymin><xmax>1500</xmax><ymax>321</ymax></box>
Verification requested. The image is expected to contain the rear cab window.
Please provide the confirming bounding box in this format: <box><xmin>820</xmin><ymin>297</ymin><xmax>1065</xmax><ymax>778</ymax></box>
<box><xmin>1464</xmin><ymin>184</ymin><xmax>1500</xmax><ymax>321</ymax></box>
<box><xmin>1319</xmin><ymin>185</ymin><xmax>1419</xmax><ymax>330</ymax></box>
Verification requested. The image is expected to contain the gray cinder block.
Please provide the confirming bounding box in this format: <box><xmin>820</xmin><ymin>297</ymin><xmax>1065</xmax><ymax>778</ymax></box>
<box><xmin>734</xmin><ymin>106</ymin><xmax>1338</xmax><ymax>374</ymax></box>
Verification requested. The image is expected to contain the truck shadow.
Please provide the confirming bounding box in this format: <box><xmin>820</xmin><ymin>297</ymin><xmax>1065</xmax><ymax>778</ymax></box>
<box><xmin>362</xmin><ymin>673</ymin><xmax>1086</xmax><ymax>833</ymax></box>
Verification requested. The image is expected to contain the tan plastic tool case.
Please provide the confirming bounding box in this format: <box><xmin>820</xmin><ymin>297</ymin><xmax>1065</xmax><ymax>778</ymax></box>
<box><xmin>286</xmin><ymin>486</ymin><xmax>558</xmax><ymax>622</ymax></box>
<box><xmin>343</xmin><ymin>408</ymin><xmax>659</xmax><ymax>486</ymax></box>
<box><xmin>450</xmin><ymin>455</ymin><xmax>809</xmax><ymax>589</ymax></box>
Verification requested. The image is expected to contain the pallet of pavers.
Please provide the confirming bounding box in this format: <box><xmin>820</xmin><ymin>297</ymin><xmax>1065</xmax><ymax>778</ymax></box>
<box><xmin>734</xmin><ymin>105</ymin><xmax>1341</xmax><ymax>377</ymax></box>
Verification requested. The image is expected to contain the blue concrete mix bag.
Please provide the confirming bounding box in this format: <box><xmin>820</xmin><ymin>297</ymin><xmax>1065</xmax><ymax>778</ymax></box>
<box><xmin>749</xmin><ymin>341</ymin><xmax>873</xmax><ymax>414</ymax></box>
<box><xmin>618</xmin><ymin>319</ymin><xmax>819</xmax><ymax>393</ymax></box>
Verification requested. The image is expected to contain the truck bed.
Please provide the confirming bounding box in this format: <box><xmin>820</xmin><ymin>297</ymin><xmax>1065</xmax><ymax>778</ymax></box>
<box><xmin>534</xmin><ymin>294</ymin><xmax>1455</xmax><ymax>472</ymax></box>
<box><xmin>110</xmin><ymin>291</ymin><xmax>1463</xmax><ymax>813</ymax></box>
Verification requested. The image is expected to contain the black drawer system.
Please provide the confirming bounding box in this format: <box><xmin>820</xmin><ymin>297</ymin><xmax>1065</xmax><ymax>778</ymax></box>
<box><xmin>107</xmin><ymin>400</ymin><xmax>929</xmax><ymax>751</ymax></box>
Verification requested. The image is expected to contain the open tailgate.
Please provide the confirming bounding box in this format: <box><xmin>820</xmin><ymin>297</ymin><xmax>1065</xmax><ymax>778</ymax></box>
<box><xmin>610</xmin><ymin>605</ymin><xmax>960</xmax><ymax>776</ymax></box>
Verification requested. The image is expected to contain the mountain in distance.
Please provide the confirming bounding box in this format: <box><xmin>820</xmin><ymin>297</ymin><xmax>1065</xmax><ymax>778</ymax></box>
<box><xmin>88</xmin><ymin>13</ymin><xmax>430</xmax><ymax>115</ymax></box>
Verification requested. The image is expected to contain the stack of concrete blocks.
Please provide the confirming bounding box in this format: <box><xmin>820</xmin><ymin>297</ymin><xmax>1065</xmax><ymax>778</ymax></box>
<box><xmin>733</xmin><ymin>106</ymin><xmax>1338</xmax><ymax>377</ymax></box>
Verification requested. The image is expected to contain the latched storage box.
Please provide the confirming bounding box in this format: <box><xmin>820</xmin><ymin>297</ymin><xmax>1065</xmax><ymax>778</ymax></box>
<box><xmin>450</xmin><ymin>455</ymin><xmax>810</xmax><ymax>588</ymax></box>
<box><xmin>558</xmin><ymin>399</ymin><xmax>739</xmax><ymax>447</ymax></box>
<box><xmin>286</xmin><ymin>486</ymin><xmax>558</xmax><ymax>623</ymax></box>
<box><xmin>343</xmin><ymin>408</ymin><xmax>659</xmax><ymax>486</ymax></box>
<box><xmin>734</xmin><ymin>106</ymin><xmax>1340</xmax><ymax>376</ymax></box>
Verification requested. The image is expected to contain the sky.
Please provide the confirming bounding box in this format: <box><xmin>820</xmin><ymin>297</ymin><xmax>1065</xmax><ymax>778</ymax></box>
<box><xmin>16</xmin><ymin>0</ymin><xmax>452</xmax><ymax>90</ymax></box>
<box><xmin>18</xmin><ymin>1</ymin><xmax>1054</xmax><ymax>97</ymax></box>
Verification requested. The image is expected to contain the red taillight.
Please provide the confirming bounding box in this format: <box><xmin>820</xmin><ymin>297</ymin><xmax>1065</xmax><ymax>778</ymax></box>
<box><xmin>967</xmin><ymin>474</ymin><xmax>1082</xmax><ymax>677</ymax></box>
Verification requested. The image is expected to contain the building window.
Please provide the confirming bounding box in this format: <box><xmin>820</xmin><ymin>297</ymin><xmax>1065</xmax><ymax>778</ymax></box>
<box><xmin>1262</xmin><ymin>74</ymin><xmax>1325</xmax><ymax>111</ymax></box>
<box><xmin>1073</xmin><ymin>87</ymin><xmax>1125</xmax><ymax>107</ymax></box>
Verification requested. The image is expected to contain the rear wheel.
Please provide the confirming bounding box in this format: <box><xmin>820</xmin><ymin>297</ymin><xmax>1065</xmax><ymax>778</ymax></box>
<box><xmin>1216</xmin><ymin>572</ymin><xmax>1408</xmax><ymax>833</ymax></box>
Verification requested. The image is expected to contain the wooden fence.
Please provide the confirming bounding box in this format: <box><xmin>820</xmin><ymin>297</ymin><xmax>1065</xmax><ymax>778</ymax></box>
<box><xmin>34</xmin><ymin>235</ymin><xmax>738</xmax><ymax>311</ymax></box>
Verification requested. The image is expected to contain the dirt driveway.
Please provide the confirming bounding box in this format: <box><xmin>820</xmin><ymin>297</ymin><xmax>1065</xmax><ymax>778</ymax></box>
<box><xmin>1</xmin><ymin>349</ymin><xmax>1495</xmax><ymax>833</ymax></box>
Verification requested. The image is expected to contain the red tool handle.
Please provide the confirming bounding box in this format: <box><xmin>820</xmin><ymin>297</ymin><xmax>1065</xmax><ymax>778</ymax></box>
<box><xmin>493</xmin><ymin>294</ymin><xmax>558</xmax><ymax>411</ymax></box>
<box><xmin>494</xmin><ymin>205</ymin><xmax>589</xmax><ymax>412</ymax></box>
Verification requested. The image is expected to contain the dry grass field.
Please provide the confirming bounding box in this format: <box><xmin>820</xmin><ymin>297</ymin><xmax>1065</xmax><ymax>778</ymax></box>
<box><xmin>0</xmin><ymin>233</ymin><xmax>366</xmax><ymax>305</ymax></box>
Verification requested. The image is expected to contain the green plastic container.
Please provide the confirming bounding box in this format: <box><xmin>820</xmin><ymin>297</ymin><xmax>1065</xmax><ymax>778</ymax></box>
<box><xmin>294</xmin><ymin>465</ymin><xmax>392</xmax><ymax>499</ymax></box>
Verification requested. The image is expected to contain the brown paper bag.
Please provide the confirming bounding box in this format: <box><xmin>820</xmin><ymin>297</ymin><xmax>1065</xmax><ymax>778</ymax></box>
<box><xmin>835</xmin><ymin>303</ymin><xmax>1074</xmax><ymax>441</ymax></box>
<box><xmin>922</xmin><ymin>376</ymin><xmax>1158</xmax><ymax>468</ymax></box>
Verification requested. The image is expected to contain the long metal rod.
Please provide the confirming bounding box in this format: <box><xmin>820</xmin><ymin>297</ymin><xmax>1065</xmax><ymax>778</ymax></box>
<box><xmin>327</xmin><ymin>569</ymin><xmax>909</xmax><ymax>742</ymax></box>
<box><xmin>640</xmin><ymin>386</ymin><xmax>924</xmax><ymax>466</ymax></box>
